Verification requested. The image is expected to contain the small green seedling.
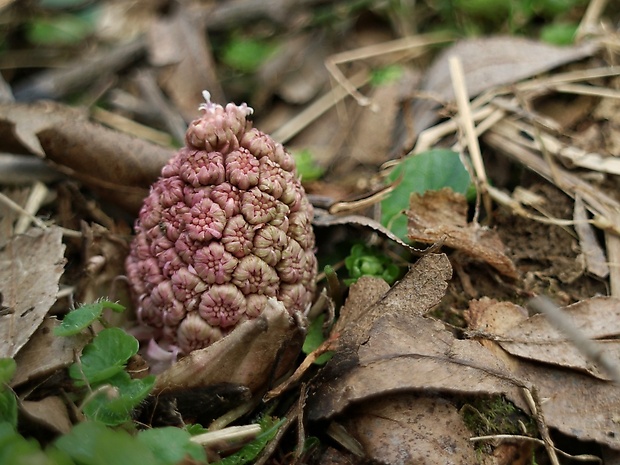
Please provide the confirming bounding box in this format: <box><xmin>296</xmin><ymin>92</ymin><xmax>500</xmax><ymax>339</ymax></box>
<box><xmin>344</xmin><ymin>243</ymin><xmax>401</xmax><ymax>286</ymax></box>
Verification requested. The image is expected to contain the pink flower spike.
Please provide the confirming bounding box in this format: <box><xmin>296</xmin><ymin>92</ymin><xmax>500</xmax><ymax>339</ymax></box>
<box><xmin>125</xmin><ymin>92</ymin><xmax>317</xmax><ymax>355</ymax></box>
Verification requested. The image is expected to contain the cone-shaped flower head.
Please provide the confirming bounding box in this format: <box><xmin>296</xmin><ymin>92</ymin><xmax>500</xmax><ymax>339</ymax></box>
<box><xmin>126</xmin><ymin>92</ymin><xmax>317</xmax><ymax>354</ymax></box>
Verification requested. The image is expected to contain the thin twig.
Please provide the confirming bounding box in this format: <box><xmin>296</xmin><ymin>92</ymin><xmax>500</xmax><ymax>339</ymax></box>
<box><xmin>14</xmin><ymin>181</ymin><xmax>48</xmax><ymax>235</ymax></box>
<box><xmin>0</xmin><ymin>190</ymin><xmax>48</xmax><ymax>231</ymax></box>
<box><xmin>470</xmin><ymin>434</ymin><xmax>601</xmax><ymax>463</ymax></box>
<box><xmin>325</xmin><ymin>33</ymin><xmax>452</xmax><ymax>108</ymax></box>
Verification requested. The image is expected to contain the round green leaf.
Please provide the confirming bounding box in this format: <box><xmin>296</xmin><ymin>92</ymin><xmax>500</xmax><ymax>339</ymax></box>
<box><xmin>69</xmin><ymin>328</ymin><xmax>138</xmax><ymax>385</ymax></box>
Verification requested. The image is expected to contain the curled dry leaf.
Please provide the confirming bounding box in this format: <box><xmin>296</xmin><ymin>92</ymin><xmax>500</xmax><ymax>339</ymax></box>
<box><xmin>474</xmin><ymin>296</ymin><xmax>620</xmax><ymax>380</ymax></box>
<box><xmin>154</xmin><ymin>298</ymin><xmax>305</xmax><ymax>396</ymax></box>
<box><xmin>313</xmin><ymin>209</ymin><xmax>443</xmax><ymax>255</ymax></box>
<box><xmin>0</xmin><ymin>100</ymin><xmax>174</xmax><ymax>213</ymax></box>
<box><xmin>308</xmin><ymin>253</ymin><xmax>527</xmax><ymax>421</ymax></box>
<box><xmin>467</xmin><ymin>297</ymin><xmax>620</xmax><ymax>450</ymax></box>
<box><xmin>407</xmin><ymin>188</ymin><xmax>518</xmax><ymax>279</ymax></box>
<box><xmin>0</xmin><ymin>227</ymin><xmax>65</xmax><ymax>359</ymax></box>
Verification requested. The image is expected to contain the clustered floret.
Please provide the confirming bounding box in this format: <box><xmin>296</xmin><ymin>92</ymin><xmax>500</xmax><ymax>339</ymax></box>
<box><xmin>126</xmin><ymin>92</ymin><xmax>317</xmax><ymax>354</ymax></box>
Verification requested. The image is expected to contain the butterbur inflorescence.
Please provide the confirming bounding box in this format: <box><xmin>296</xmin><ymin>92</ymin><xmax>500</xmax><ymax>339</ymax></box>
<box><xmin>126</xmin><ymin>92</ymin><xmax>317</xmax><ymax>355</ymax></box>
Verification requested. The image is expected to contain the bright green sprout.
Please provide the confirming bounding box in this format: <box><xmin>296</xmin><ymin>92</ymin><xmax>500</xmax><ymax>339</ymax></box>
<box><xmin>344</xmin><ymin>243</ymin><xmax>401</xmax><ymax>286</ymax></box>
<box><xmin>292</xmin><ymin>149</ymin><xmax>324</xmax><ymax>182</ymax></box>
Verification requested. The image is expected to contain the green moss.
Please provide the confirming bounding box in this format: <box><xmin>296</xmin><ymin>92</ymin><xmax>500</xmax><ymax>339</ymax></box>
<box><xmin>461</xmin><ymin>395</ymin><xmax>537</xmax><ymax>450</ymax></box>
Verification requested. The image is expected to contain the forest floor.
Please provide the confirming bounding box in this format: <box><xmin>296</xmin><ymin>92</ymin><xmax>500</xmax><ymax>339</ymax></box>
<box><xmin>1</xmin><ymin>1</ymin><xmax>620</xmax><ymax>464</ymax></box>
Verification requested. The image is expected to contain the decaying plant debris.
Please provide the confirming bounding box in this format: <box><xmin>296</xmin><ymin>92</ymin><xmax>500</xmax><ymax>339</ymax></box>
<box><xmin>2</xmin><ymin>0</ymin><xmax>620</xmax><ymax>463</ymax></box>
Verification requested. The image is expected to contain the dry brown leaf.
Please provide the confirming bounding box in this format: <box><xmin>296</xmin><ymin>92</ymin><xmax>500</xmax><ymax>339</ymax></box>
<box><xmin>342</xmin><ymin>394</ymin><xmax>477</xmax><ymax>465</ymax></box>
<box><xmin>21</xmin><ymin>396</ymin><xmax>72</xmax><ymax>435</ymax></box>
<box><xmin>496</xmin><ymin>297</ymin><xmax>620</xmax><ymax>380</ymax></box>
<box><xmin>467</xmin><ymin>298</ymin><xmax>620</xmax><ymax>450</ymax></box>
<box><xmin>308</xmin><ymin>254</ymin><xmax>526</xmax><ymax>421</ymax></box>
<box><xmin>517</xmin><ymin>362</ymin><xmax>620</xmax><ymax>450</ymax></box>
<box><xmin>154</xmin><ymin>298</ymin><xmax>304</xmax><ymax>396</ymax></box>
<box><xmin>11</xmin><ymin>318</ymin><xmax>89</xmax><ymax>388</ymax></box>
<box><xmin>0</xmin><ymin>100</ymin><xmax>174</xmax><ymax>213</ymax></box>
<box><xmin>0</xmin><ymin>227</ymin><xmax>65</xmax><ymax>359</ymax></box>
<box><xmin>330</xmin><ymin>275</ymin><xmax>390</xmax><ymax>339</ymax></box>
<box><xmin>342</xmin><ymin>253</ymin><xmax>452</xmax><ymax>346</ymax></box>
<box><xmin>392</xmin><ymin>36</ymin><xmax>599</xmax><ymax>155</ymax></box>
<box><xmin>407</xmin><ymin>188</ymin><xmax>518</xmax><ymax>279</ymax></box>
<box><xmin>339</xmin><ymin>78</ymin><xmax>407</xmax><ymax>170</ymax></box>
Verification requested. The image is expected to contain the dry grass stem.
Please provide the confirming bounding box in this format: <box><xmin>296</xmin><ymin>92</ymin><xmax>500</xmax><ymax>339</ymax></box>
<box><xmin>271</xmin><ymin>70</ymin><xmax>369</xmax><ymax>144</ymax></box>
<box><xmin>576</xmin><ymin>0</ymin><xmax>610</xmax><ymax>40</ymax></box>
<box><xmin>448</xmin><ymin>55</ymin><xmax>492</xmax><ymax>216</ymax></box>
<box><xmin>191</xmin><ymin>424</ymin><xmax>262</xmax><ymax>447</ymax></box>
<box><xmin>414</xmin><ymin>105</ymin><xmax>497</xmax><ymax>154</ymax></box>
<box><xmin>0</xmin><ymin>190</ymin><xmax>49</xmax><ymax>231</ymax></box>
<box><xmin>91</xmin><ymin>107</ymin><xmax>174</xmax><ymax>146</ymax></box>
<box><xmin>554</xmin><ymin>83</ymin><xmax>620</xmax><ymax>99</ymax></box>
<box><xmin>516</xmin><ymin>65</ymin><xmax>620</xmax><ymax>93</ymax></box>
<box><xmin>470</xmin><ymin>435</ymin><xmax>602</xmax><ymax>463</ymax></box>
<box><xmin>14</xmin><ymin>181</ymin><xmax>48</xmax><ymax>234</ymax></box>
<box><xmin>325</xmin><ymin>33</ymin><xmax>453</xmax><ymax>108</ymax></box>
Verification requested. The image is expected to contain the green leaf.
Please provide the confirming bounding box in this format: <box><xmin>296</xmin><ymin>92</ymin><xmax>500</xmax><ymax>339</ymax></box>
<box><xmin>381</xmin><ymin>149</ymin><xmax>471</xmax><ymax>240</ymax></box>
<box><xmin>56</xmin><ymin>421</ymin><xmax>160</xmax><ymax>465</ymax></box>
<box><xmin>0</xmin><ymin>359</ymin><xmax>16</xmax><ymax>385</ymax></box>
<box><xmin>26</xmin><ymin>13</ymin><xmax>95</xmax><ymax>46</ymax></box>
<box><xmin>0</xmin><ymin>392</ymin><xmax>17</xmax><ymax>428</ymax></box>
<box><xmin>0</xmin><ymin>359</ymin><xmax>17</xmax><ymax>427</ymax></box>
<box><xmin>221</xmin><ymin>35</ymin><xmax>278</xmax><ymax>73</ymax></box>
<box><xmin>292</xmin><ymin>149</ymin><xmax>324</xmax><ymax>182</ymax></box>
<box><xmin>531</xmin><ymin>0</ymin><xmax>586</xmax><ymax>17</ymax></box>
<box><xmin>55</xmin><ymin>301</ymin><xmax>125</xmax><ymax>337</ymax></box>
<box><xmin>540</xmin><ymin>23</ymin><xmax>578</xmax><ymax>45</ymax></box>
<box><xmin>137</xmin><ymin>427</ymin><xmax>206</xmax><ymax>464</ymax></box>
<box><xmin>186</xmin><ymin>423</ymin><xmax>209</xmax><ymax>435</ymax></box>
<box><xmin>454</xmin><ymin>0</ymin><xmax>512</xmax><ymax>21</ymax></box>
<box><xmin>0</xmin><ymin>422</ymin><xmax>70</xmax><ymax>465</ymax></box>
<box><xmin>69</xmin><ymin>327</ymin><xmax>138</xmax><ymax>385</ymax></box>
<box><xmin>82</xmin><ymin>373</ymin><xmax>155</xmax><ymax>426</ymax></box>
<box><xmin>302</xmin><ymin>315</ymin><xmax>333</xmax><ymax>365</ymax></box>
<box><xmin>370</xmin><ymin>64</ymin><xmax>403</xmax><ymax>86</ymax></box>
